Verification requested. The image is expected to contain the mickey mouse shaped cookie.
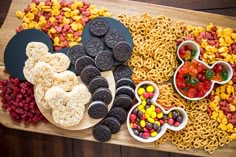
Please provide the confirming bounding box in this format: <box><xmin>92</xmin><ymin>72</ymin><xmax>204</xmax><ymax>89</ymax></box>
<box><xmin>173</xmin><ymin>40</ymin><xmax>233</xmax><ymax>100</ymax></box>
<box><xmin>127</xmin><ymin>81</ymin><xmax>188</xmax><ymax>143</ymax></box>
<box><xmin>23</xmin><ymin>42</ymin><xmax>91</xmax><ymax>128</ymax></box>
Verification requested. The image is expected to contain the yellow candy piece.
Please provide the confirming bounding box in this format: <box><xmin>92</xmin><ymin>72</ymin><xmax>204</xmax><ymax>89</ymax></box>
<box><xmin>27</xmin><ymin>13</ymin><xmax>35</xmax><ymax>20</ymax></box>
<box><xmin>157</xmin><ymin>112</ymin><xmax>163</xmax><ymax>118</ymax></box>
<box><xmin>230</xmin><ymin>104</ymin><xmax>236</xmax><ymax>112</ymax></box>
<box><xmin>146</xmin><ymin>85</ymin><xmax>154</xmax><ymax>93</ymax></box>
<box><xmin>138</xmin><ymin>105</ymin><xmax>144</xmax><ymax>110</ymax></box>
<box><xmin>138</xmin><ymin>88</ymin><xmax>145</xmax><ymax>95</ymax></box>
<box><xmin>64</xmin><ymin>12</ymin><xmax>71</xmax><ymax>18</ymax></box>
<box><xmin>148</xmin><ymin>118</ymin><xmax>155</xmax><ymax>123</ymax></box>
<box><xmin>69</xmin><ymin>42</ymin><xmax>78</xmax><ymax>47</ymax></box>
<box><xmin>150</xmin><ymin>105</ymin><xmax>155</xmax><ymax>111</ymax></box>
<box><xmin>52</xmin><ymin>9</ymin><xmax>60</xmax><ymax>16</ymax></box>
<box><xmin>146</xmin><ymin>108</ymin><xmax>152</xmax><ymax>115</ymax></box>
<box><xmin>140</xmin><ymin>120</ymin><xmax>145</xmax><ymax>127</ymax></box>
<box><xmin>71</xmin><ymin>22</ymin><xmax>79</xmax><ymax>31</ymax></box>
<box><xmin>16</xmin><ymin>11</ymin><xmax>24</xmax><ymax>19</ymax></box>
<box><xmin>49</xmin><ymin>28</ymin><xmax>56</xmax><ymax>34</ymax></box>
<box><xmin>22</xmin><ymin>23</ymin><xmax>28</xmax><ymax>29</ymax></box>
<box><xmin>70</xmin><ymin>2</ymin><xmax>78</xmax><ymax>10</ymax></box>
<box><xmin>71</xmin><ymin>10</ymin><xmax>79</xmax><ymax>16</ymax></box>
<box><xmin>141</xmin><ymin>100</ymin><xmax>146</xmax><ymax>106</ymax></box>
<box><xmin>141</xmin><ymin>109</ymin><xmax>145</xmax><ymax>113</ymax></box>
<box><xmin>151</xmin><ymin>112</ymin><xmax>157</xmax><ymax>118</ymax></box>
<box><xmin>103</xmin><ymin>12</ymin><xmax>112</xmax><ymax>17</ymax></box>
<box><xmin>155</xmin><ymin>121</ymin><xmax>161</xmax><ymax>127</ymax></box>
<box><xmin>151</xmin><ymin>131</ymin><xmax>157</xmax><ymax>137</ymax></box>
<box><xmin>222</xmin><ymin>118</ymin><xmax>228</xmax><ymax>125</ymax></box>
<box><xmin>145</xmin><ymin>114</ymin><xmax>150</xmax><ymax>119</ymax></box>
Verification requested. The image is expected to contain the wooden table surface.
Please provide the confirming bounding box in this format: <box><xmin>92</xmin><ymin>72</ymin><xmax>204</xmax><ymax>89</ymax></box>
<box><xmin>0</xmin><ymin>1</ymin><xmax>236</xmax><ymax>157</ymax></box>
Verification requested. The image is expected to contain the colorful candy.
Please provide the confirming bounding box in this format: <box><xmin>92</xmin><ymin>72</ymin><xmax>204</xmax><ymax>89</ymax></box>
<box><xmin>176</xmin><ymin>58</ymin><xmax>229</xmax><ymax>98</ymax></box>
<box><xmin>129</xmin><ymin>84</ymin><xmax>184</xmax><ymax>139</ymax></box>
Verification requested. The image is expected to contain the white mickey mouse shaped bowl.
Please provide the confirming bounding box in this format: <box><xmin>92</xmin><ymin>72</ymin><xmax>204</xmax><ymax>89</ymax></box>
<box><xmin>127</xmin><ymin>81</ymin><xmax>188</xmax><ymax>143</ymax></box>
<box><xmin>173</xmin><ymin>40</ymin><xmax>233</xmax><ymax>100</ymax></box>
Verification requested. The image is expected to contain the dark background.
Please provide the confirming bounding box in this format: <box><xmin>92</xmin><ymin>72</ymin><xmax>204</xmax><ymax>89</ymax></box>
<box><xmin>0</xmin><ymin>0</ymin><xmax>236</xmax><ymax>157</ymax></box>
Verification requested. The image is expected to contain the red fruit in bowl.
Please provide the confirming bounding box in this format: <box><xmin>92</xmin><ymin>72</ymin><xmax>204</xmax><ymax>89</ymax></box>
<box><xmin>213</xmin><ymin>64</ymin><xmax>223</xmax><ymax>73</ymax></box>
<box><xmin>187</xmin><ymin>88</ymin><xmax>197</xmax><ymax>98</ymax></box>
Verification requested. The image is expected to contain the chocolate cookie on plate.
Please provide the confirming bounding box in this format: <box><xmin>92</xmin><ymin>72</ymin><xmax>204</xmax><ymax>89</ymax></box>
<box><xmin>85</xmin><ymin>37</ymin><xmax>105</xmax><ymax>57</ymax></box>
<box><xmin>92</xmin><ymin>87</ymin><xmax>112</xmax><ymax>105</ymax></box>
<box><xmin>105</xmin><ymin>29</ymin><xmax>124</xmax><ymax>48</ymax></box>
<box><xmin>116</xmin><ymin>78</ymin><xmax>135</xmax><ymax>89</ymax></box>
<box><xmin>67</xmin><ymin>45</ymin><xmax>86</xmax><ymax>65</ymax></box>
<box><xmin>113</xmin><ymin>94</ymin><xmax>133</xmax><ymax>110</ymax></box>
<box><xmin>89</xmin><ymin>17</ymin><xmax>110</xmax><ymax>37</ymax></box>
<box><xmin>80</xmin><ymin>65</ymin><xmax>101</xmax><ymax>85</ymax></box>
<box><xmin>113</xmin><ymin>65</ymin><xmax>132</xmax><ymax>82</ymax></box>
<box><xmin>75</xmin><ymin>56</ymin><xmax>95</xmax><ymax>75</ymax></box>
<box><xmin>101</xmin><ymin>117</ymin><xmax>121</xmax><ymax>134</ymax></box>
<box><xmin>88</xmin><ymin>76</ymin><xmax>109</xmax><ymax>93</ymax></box>
<box><xmin>108</xmin><ymin>107</ymin><xmax>127</xmax><ymax>124</ymax></box>
<box><xmin>88</xmin><ymin>101</ymin><xmax>108</xmax><ymax>119</ymax></box>
<box><xmin>92</xmin><ymin>124</ymin><xmax>111</xmax><ymax>142</ymax></box>
<box><xmin>113</xmin><ymin>41</ymin><xmax>132</xmax><ymax>62</ymax></box>
<box><xmin>115</xmin><ymin>85</ymin><xmax>135</xmax><ymax>99</ymax></box>
<box><xmin>95</xmin><ymin>50</ymin><xmax>114</xmax><ymax>71</ymax></box>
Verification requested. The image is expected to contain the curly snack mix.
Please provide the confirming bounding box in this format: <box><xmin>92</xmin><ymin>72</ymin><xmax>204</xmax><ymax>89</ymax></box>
<box><xmin>117</xmin><ymin>13</ymin><xmax>191</xmax><ymax>84</ymax></box>
<box><xmin>155</xmin><ymin>83</ymin><xmax>232</xmax><ymax>154</ymax></box>
<box><xmin>178</xmin><ymin>23</ymin><xmax>236</xmax><ymax>140</ymax></box>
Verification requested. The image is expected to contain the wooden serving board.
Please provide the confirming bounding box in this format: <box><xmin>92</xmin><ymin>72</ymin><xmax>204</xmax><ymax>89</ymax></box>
<box><xmin>36</xmin><ymin>71</ymin><xmax>115</xmax><ymax>130</ymax></box>
<box><xmin>0</xmin><ymin>0</ymin><xmax>236</xmax><ymax>157</ymax></box>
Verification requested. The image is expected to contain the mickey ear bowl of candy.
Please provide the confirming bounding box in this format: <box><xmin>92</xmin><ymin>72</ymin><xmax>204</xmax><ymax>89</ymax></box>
<box><xmin>127</xmin><ymin>81</ymin><xmax>188</xmax><ymax>143</ymax></box>
<box><xmin>174</xmin><ymin>40</ymin><xmax>233</xmax><ymax>101</ymax></box>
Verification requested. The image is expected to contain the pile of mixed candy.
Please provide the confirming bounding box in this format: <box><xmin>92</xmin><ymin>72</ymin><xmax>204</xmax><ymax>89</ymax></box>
<box><xmin>0</xmin><ymin>0</ymin><xmax>236</xmax><ymax>155</ymax></box>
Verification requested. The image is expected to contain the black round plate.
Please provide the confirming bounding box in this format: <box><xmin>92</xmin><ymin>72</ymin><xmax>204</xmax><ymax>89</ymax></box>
<box><xmin>82</xmin><ymin>17</ymin><xmax>133</xmax><ymax>49</ymax></box>
<box><xmin>4</xmin><ymin>29</ymin><xmax>53</xmax><ymax>80</ymax></box>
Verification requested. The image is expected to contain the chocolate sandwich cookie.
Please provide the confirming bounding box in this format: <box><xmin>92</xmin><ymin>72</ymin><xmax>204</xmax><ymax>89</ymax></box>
<box><xmin>95</xmin><ymin>50</ymin><xmax>114</xmax><ymax>71</ymax></box>
<box><xmin>92</xmin><ymin>124</ymin><xmax>111</xmax><ymax>142</ymax></box>
<box><xmin>88</xmin><ymin>76</ymin><xmax>109</xmax><ymax>93</ymax></box>
<box><xmin>113</xmin><ymin>65</ymin><xmax>132</xmax><ymax>81</ymax></box>
<box><xmin>75</xmin><ymin>56</ymin><xmax>95</xmax><ymax>75</ymax></box>
<box><xmin>67</xmin><ymin>45</ymin><xmax>86</xmax><ymax>65</ymax></box>
<box><xmin>115</xmin><ymin>85</ymin><xmax>135</xmax><ymax>99</ymax></box>
<box><xmin>92</xmin><ymin>87</ymin><xmax>112</xmax><ymax>105</ymax></box>
<box><xmin>85</xmin><ymin>37</ymin><xmax>105</xmax><ymax>57</ymax></box>
<box><xmin>108</xmin><ymin>107</ymin><xmax>127</xmax><ymax>124</ymax></box>
<box><xmin>101</xmin><ymin>117</ymin><xmax>121</xmax><ymax>134</ymax></box>
<box><xmin>80</xmin><ymin>65</ymin><xmax>101</xmax><ymax>85</ymax></box>
<box><xmin>113</xmin><ymin>41</ymin><xmax>132</xmax><ymax>62</ymax></box>
<box><xmin>116</xmin><ymin>78</ymin><xmax>135</xmax><ymax>89</ymax></box>
<box><xmin>88</xmin><ymin>101</ymin><xmax>108</xmax><ymax>119</ymax></box>
<box><xmin>89</xmin><ymin>17</ymin><xmax>109</xmax><ymax>37</ymax></box>
<box><xmin>113</xmin><ymin>94</ymin><xmax>133</xmax><ymax>110</ymax></box>
<box><xmin>105</xmin><ymin>29</ymin><xmax>124</xmax><ymax>48</ymax></box>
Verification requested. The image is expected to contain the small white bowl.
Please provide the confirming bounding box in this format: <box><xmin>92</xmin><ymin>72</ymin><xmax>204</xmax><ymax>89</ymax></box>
<box><xmin>173</xmin><ymin>40</ymin><xmax>233</xmax><ymax>101</ymax></box>
<box><xmin>127</xmin><ymin>81</ymin><xmax>188</xmax><ymax>143</ymax></box>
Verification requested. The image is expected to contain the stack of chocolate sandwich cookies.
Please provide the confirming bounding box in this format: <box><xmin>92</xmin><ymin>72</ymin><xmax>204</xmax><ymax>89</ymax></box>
<box><xmin>92</xmin><ymin>65</ymin><xmax>135</xmax><ymax>142</ymax></box>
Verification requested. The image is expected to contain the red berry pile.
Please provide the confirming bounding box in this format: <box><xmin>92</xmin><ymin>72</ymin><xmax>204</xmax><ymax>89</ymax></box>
<box><xmin>0</xmin><ymin>77</ymin><xmax>46</xmax><ymax>124</ymax></box>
